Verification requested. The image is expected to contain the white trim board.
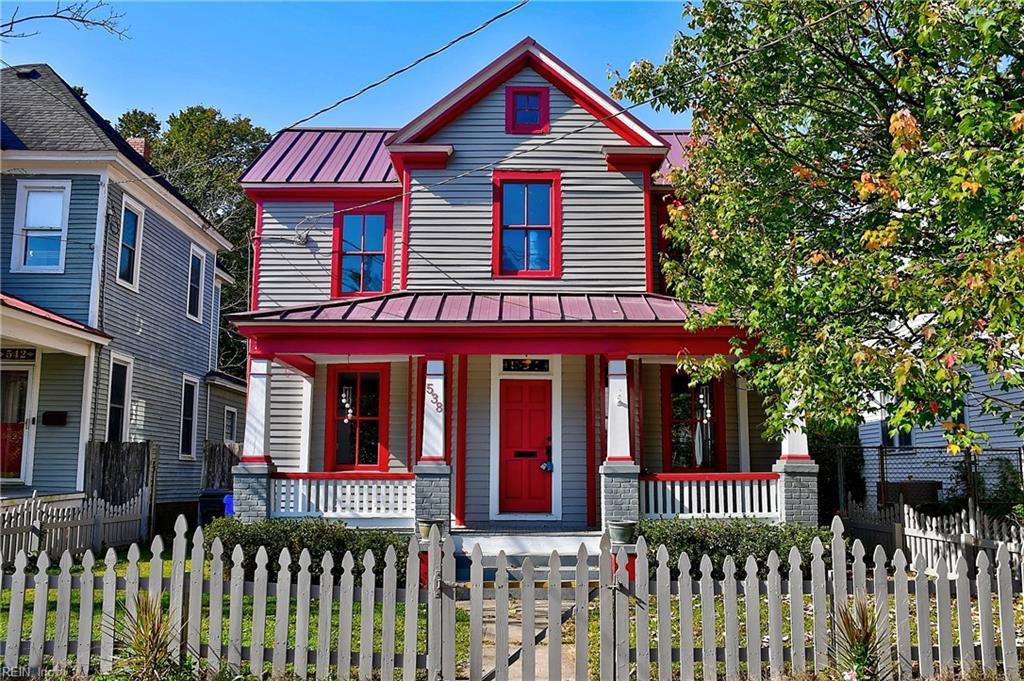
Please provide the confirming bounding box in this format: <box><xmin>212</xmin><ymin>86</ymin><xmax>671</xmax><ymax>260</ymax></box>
<box><xmin>488</xmin><ymin>355</ymin><xmax>563</xmax><ymax>522</ymax></box>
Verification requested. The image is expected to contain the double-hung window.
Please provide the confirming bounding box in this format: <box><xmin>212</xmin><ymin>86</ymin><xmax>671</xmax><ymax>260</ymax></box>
<box><xmin>186</xmin><ymin>245</ymin><xmax>204</xmax><ymax>322</ymax></box>
<box><xmin>493</xmin><ymin>171</ymin><xmax>561</xmax><ymax>277</ymax></box>
<box><xmin>11</xmin><ymin>180</ymin><xmax>71</xmax><ymax>273</ymax></box>
<box><xmin>179</xmin><ymin>375</ymin><xmax>199</xmax><ymax>460</ymax></box>
<box><xmin>334</xmin><ymin>212</ymin><xmax>389</xmax><ymax>296</ymax></box>
<box><xmin>505</xmin><ymin>86</ymin><xmax>549</xmax><ymax>134</ymax></box>
<box><xmin>661</xmin><ymin>367</ymin><xmax>724</xmax><ymax>471</ymax></box>
<box><xmin>117</xmin><ymin>196</ymin><xmax>144</xmax><ymax>290</ymax></box>
<box><xmin>106</xmin><ymin>355</ymin><xmax>133</xmax><ymax>443</ymax></box>
<box><xmin>223</xmin><ymin>406</ymin><xmax>237</xmax><ymax>443</ymax></box>
<box><xmin>325</xmin><ymin>364</ymin><xmax>390</xmax><ymax>471</ymax></box>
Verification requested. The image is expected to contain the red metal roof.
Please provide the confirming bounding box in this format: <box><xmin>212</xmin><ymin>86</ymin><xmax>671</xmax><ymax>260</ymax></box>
<box><xmin>241</xmin><ymin>128</ymin><xmax>398</xmax><ymax>185</ymax></box>
<box><xmin>232</xmin><ymin>291</ymin><xmax>711</xmax><ymax>325</ymax></box>
<box><xmin>655</xmin><ymin>130</ymin><xmax>691</xmax><ymax>185</ymax></box>
<box><xmin>1</xmin><ymin>292</ymin><xmax>110</xmax><ymax>339</ymax></box>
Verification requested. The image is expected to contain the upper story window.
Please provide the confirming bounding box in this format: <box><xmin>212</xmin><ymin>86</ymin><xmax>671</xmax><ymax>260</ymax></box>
<box><xmin>117</xmin><ymin>195</ymin><xmax>144</xmax><ymax>290</ymax></box>
<box><xmin>179</xmin><ymin>375</ymin><xmax>199</xmax><ymax>460</ymax></box>
<box><xmin>492</xmin><ymin>171</ymin><xmax>562</xmax><ymax>278</ymax></box>
<box><xmin>505</xmin><ymin>86</ymin><xmax>550</xmax><ymax>134</ymax></box>
<box><xmin>187</xmin><ymin>245</ymin><xmax>205</xmax><ymax>322</ymax></box>
<box><xmin>333</xmin><ymin>210</ymin><xmax>391</xmax><ymax>296</ymax></box>
<box><xmin>106</xmin><ymin>354</ymin><xmax>133</xmax><ymax>443</ymax></box>
<box><xmin>661</xmin><ymin>367</ymin><xmax>724</xmax><ymax>471</ymax></box>
<box><xmin>10</xmin><ymin>180</ymin><xmax>71</xmax><ymax>273</ymax></box>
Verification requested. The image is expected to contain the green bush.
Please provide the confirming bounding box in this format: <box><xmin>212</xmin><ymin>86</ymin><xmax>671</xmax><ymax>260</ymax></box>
<box><xmin>637</xmin><ymin>517</ymin><xmax>834</xmax><ymax>578</ymax></box>
<box><xmin>203</xmin><ymin>516</ymin><xmax>411</xmax><ymax>584</ymax></box>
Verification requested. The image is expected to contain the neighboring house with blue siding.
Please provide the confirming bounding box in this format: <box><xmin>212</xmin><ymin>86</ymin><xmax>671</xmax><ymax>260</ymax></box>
<box><xmin>0</xmin><ymin>63</ymin><xmax>238</xmax><ymax>517</ymax></box>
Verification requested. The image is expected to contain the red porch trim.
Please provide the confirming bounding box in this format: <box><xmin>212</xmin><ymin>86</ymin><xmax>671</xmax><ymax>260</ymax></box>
<box><xmin>585</xmin><ymin>354</ymin><xmax>597</xmax><ymax>527</ymax></box>
<box><xmin>276</xmin><ymin>354</ymin><xmax>315</xmax><ymax>377</ymax></box>
<box><xmin>400</xmin><ymin>168</ymin><xmax>411</xmax><ymax>289</ymax></box>
<box><xmin>643</xmin><ymin>173</ymin><xmax>654</xmax><ymax>292</ymax></box>
<box><xmin>324</xmin><ymin>363</ymin><xmax>392</xmax><ymax>472</ymax></box>
<box><xmin>272</xmin><ymin>471</ymin><xmax>415</xmax><ymax>480</ymax></box>
<box><xmin>251</xmin><ymin>199</ymin><xmax>263</xmax><ymax>310</ymax></box>
<box><xmin>640</xmin><ymin>472</ymin><xmax>779</xmax><ymax>482</ymax></box>
<box><xmin>454</xmin><ymin>354</ymin><xmax>468</xmax><ymax>526</ymax></box>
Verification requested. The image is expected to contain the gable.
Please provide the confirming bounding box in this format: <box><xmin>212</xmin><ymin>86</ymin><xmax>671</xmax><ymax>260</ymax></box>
<box><xmin>388</xmin><ymin>38</ymin><xmax>666</xmax><ymax>148</ymax></box>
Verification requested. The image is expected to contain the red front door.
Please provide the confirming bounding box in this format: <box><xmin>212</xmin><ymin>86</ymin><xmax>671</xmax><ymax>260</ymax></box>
<box><xmin>499</xmin><ymin>379</ymin><xmax>552</xmax><ymax>514</ymax></box>
<box><xmin>1</xmin><ymin>369</ymin><xmax>30</xmax><ymax>479</ymax></box>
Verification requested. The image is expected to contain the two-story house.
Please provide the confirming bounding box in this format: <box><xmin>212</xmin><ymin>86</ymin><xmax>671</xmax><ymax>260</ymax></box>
<box><xmin>229</xmin><ymin>39</ymin><xmax>820</xmax><ymax>544</ymax></box>
<box><xmin>0</xmin><ymin>64</ymin><xmax>244</xmax><ymax>519</ymax></box>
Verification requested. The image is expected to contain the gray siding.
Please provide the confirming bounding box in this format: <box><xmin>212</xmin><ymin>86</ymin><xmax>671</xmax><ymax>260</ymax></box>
<box><xmin>31</xmin><ymin>353</ymin><xmax>85</xmax><ymax>492</ymax></box>
<box><xmin>91</xmin><ymin>183</ymin><xmax>218</xmax><ymax>502</ymax></box>
<box><xmin>258</xmin><ymin>201</ymin><xmax>403</xmax><ymax>308</ymax></box>
<box><xmin>747</xmin><ymin>391</ymin><xmax>779</xmax><ymax>472</ymax></box>
<box><xmin>462</xmin><ymin>355</ymin><xmax>589</xmax><ymax>529</ymax></box>
<box><xmin>408</xmin><ymin>68</ymin><xmax>646</xmax><ymax>291</ymax></box>
<box><xmin>0</xmin><ymin>173</ymin><xmax>99</xmax><ymax>323</ymax></box>
<box><xmin>207</xmin><ymin>384</ymin><xmax>246</xmax><ymax>445</ymax></box>
<box><xmin>268</xmin><ymin>365</ymin><xmax>309</xmax><ymax>472</ymax></box>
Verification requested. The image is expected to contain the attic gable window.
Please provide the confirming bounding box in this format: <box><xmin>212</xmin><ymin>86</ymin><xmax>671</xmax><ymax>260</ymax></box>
<box><xmin>505</xmin><ymin>86</ymin><xmax>550</xmax><ymax>134</ymax></box>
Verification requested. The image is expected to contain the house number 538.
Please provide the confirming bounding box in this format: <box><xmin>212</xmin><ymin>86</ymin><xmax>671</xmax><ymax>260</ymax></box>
<box><xmin>425</xmin><ymin>384</ymin><xmax>444</xmax><ymax>413</ymax></box>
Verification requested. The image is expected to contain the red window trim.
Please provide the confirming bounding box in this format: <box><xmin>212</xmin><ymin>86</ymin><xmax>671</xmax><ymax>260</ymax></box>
<box><xmin>505</xmin><ymin>86</ymin><xmax>550</xmax><ymax>134</ymax></box>
<box><xmin>660</xmin><ymin>365</ymin><xmax>727</xmax><ymax>472</ymax></box>
<box><xmin>330</xmin><ymin>200</ymin><xmax>394</xmax><ymax>298</ymax></box>
<box><xmin>415</xmin><ymin>356</ymin><xmax>453</xmax><ymax>464</ymax></box>
<box><xmin>324</xmin><ymin>363</ymin><xmax>391</xmax><ymax>472</ymax></box>
<box><xmin>491</xmin><ymin>170</ymin><xmax>562</xmax><ymax>279</ymax></box>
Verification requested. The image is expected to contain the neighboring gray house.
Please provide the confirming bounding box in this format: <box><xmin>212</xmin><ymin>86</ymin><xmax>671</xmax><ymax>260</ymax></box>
<box><xmin>0</xmin><ymin>63</ymin><xmax>239</xmax><ymax>516</ymax></box>
<box><xmin>857</xmin><ymin>367</ymin><xmax>1024</xmax><ymax>507</ymax></box>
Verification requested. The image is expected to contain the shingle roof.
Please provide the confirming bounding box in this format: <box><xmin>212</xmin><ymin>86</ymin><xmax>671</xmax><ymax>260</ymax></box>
<box><xmin>231</xmin><ymin>290</ymin><xmax>711</xmax><ymax>325</ymax></box>
<box><xmin>241</xmin><ymin>128</ymin><xmax>398</xmax><ymax>184</ymax></box>
<box><xmin>1</xmin><ymin>64</ymin><xmax>220</xmax><ymax>236</ymax></box>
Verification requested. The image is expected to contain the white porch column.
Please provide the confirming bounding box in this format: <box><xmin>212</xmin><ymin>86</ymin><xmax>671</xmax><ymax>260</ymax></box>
<box><xmin>234</xmin><ymin>357</ymin><xmax>275</xmax><ymax>522</ymax></box>
<box><xmin>420</xmin><ymin>359</ymin><xmax>447</xmax><ymax>462</ymax></box>
<box><xmin>415</xmin><ymin>359</ymin><xmax>451</xmax><ymax>531</ymax></box>
<box><xmin>600</xmin><ymin>357</ymin><xmax>640</xmax><ymax>533</ymax></box>
<box><xmin>772</xmin><ymin>399</ymin><xmax>818</xmax><ymax>526</ymax></box>
<box><xmin>605</xmin><ymin>359</ymin><xmax>632</xmax><ymax>462</ymax></box>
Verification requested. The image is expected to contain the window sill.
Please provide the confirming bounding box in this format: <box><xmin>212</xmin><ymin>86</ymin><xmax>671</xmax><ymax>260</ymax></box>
<box><xmin>9</xmin><ymin>265</ymin><xmax>65</xmax><ymax>275</ymax></box>
<box><xmin>185</xmin><ymin>313</ymin><xmax>202</xmax><ymax>324</ymax></box>
<box><xmin>115</xmin><ymin>277</ymin><xmax>139</xmax><ymax>293</ymax></box>
<box><xmin>330</xmin><ymin>290</ymin><xmax>386</xmax><ymax>299</ymax></box>
<box><xmin>178</xmin><ymin>453</ymin><xmax>197</xmax><ymax>462</ymax></box>
<box><xmin>493</xmin><ymin>271</ymin><xmax>560</xmax><ymax>280</ymax></box>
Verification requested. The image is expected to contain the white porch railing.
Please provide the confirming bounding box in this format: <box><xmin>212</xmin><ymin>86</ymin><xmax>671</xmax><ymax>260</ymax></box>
<box><xmin>640</xmin><ymin>473</ymin><xmax>780</xmax><ymax>520</ymax></box>
<box><xmin>270</xmin><ymin>474</ymin><xmax>416</xmax><ymax>528</ymax></box>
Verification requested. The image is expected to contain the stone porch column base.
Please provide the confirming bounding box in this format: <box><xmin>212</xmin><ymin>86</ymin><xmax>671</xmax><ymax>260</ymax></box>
<box><xmin>772</xmin><ymin>457</ymin><xmax>819</xmax><ymax>526</ymax></box>
<box><xmin>600</xmin><ymin>461</ymin><xmax>641</xmax><ymax>528</ymax></box>
<box><xmin>414</xmin><ymin>462</ymin><xmax>451</xmax><ymax>534</ymax></box>
<box><xmin>232</xmin><ymin>461</ymin><xmax>275</xmax><ymax>522</ymax></box>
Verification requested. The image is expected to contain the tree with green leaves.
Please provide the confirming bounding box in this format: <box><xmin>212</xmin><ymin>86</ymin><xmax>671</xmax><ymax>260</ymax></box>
<box><xmin>612</xmin><ymin>0</ymin><xmax>1024</xmax><ymax>451</ymax></box>
<box><xmin>117</xmin><ymin>106</ymin><xmax>270</xmax><ymax>376</ymax></box>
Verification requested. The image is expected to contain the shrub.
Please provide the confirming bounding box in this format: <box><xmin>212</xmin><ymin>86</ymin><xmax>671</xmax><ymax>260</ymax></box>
<box><xmin>203</xmin><ymin>516</ymin><xmax>410</xmax><ymax>584</ymax></box>
<box><xmin>637</xmin><ymin>517</ymin><xmax>834</xmax><ymax>578</ymax></box>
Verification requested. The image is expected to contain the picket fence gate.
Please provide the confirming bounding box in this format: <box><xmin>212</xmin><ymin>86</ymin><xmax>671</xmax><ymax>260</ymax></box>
<box><xmin>1</xmin><ymin>515</ymin><xmax>1022</xmax><ymax>680</ymax></box>
<box><xmin>0</xmin><ymin>492</ymin><xmax>146</xmax><ymax>566</ymax></box>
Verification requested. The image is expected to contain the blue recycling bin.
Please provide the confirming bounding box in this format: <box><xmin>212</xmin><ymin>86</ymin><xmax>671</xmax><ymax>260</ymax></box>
<box><xmin>223</xmin><ymin>494</ymin><xmax>234</xmax><ymax>517</ymax></box>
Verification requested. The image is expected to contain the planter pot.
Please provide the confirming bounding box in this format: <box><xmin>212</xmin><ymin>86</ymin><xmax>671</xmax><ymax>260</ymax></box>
<box><xmin>417</xmin><ymin>518</ymin><xmax>446</xmax><ymax>541</ymax></box>
<box><xmin>607</xmin><ymin>520</ymin><xmax>637</xmax><ymax>544</ymax></box>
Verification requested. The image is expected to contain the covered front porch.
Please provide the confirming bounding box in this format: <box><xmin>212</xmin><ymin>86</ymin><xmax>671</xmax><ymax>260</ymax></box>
<box><xmin>230</xmin><ymin>292</ymin><xmax>818</xmax><ymax>534</ymax></box>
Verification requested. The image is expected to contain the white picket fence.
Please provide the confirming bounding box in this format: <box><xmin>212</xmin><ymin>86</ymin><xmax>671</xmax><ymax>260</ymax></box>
<box><xmin>270</xmin><ymin>475</ymin><xmax>416</xmax><ymax>527</ymax></box>
<box><xmin>639</xmin><ymin>473</ymin><xmax>780</xmax><ymax>519</ymax></box>
<box><xmin>0</xmin><ymin>492</ymin><xmax>145</xmax><ymax>565</ymax></box>
<box><xmin>1</xmin><ymin>515</ymin><xmax>1022</xmax><ymax>680</ymax></box>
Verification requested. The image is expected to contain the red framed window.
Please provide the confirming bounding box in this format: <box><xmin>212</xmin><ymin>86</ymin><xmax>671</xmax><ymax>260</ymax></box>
<box><xmin>331</xmin><ymin>204</ymin><xmax>393</xmax><ymax>297</ymax></box>
<box><xmin>661</xmin><ymin>366</ymin><xmax>726</xmax><ymax>471</ymax></box>
<box><xmin>325</xmin><ymin>364</ymin><xmax>391</xmax><ymax>471</ymax></box>
<box><xmin>492</xmin><ymin>170</ymin><xmax>562</xmax><ymax>278</ymax></box>
<box><xmin>505</xmin><ymin>86</ymin><xmax>550</xmax><ymax>134</ymax></box>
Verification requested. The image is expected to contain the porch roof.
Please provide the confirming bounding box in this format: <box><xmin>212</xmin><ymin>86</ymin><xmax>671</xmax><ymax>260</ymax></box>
<box><xmin>230</xmin><ymin>290</ymin><xmax>714</xmax><ymax>326</ymax></box>
<box><xmin>1</xmin><ymin>291</ymin><xmax>110</xmax><ymax>355</ymax></box>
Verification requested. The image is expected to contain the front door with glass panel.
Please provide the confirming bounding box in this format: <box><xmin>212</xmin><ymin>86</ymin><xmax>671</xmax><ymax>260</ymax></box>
<box><xmin>1</xmin><ymin>368</ymin><xmax>32</xmax><ymax>480</ymax></box>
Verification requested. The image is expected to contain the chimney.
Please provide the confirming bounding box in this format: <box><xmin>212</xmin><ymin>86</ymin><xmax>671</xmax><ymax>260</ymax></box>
<box><xmin>127</xmin><ymin>137</ymin><xmax>151</xmax><ymax>161</ymax></box>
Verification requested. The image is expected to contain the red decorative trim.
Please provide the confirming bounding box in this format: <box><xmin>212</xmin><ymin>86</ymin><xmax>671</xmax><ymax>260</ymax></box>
<box><xmin>330</xmin><ymin>200</ymin><xmax>395</xmax><ymax>298</ymax></box>
<box><xmin>400</xmin><ymin>168</ymin><xmax>411</xmax><ymax>289</ymax></box>
<box><xmin>251</xmin><ymin>200</ymin><xmax>263</xmax><ymax>310</ymax></box>
<box><xmin>275</xmin><ymin>354</ymin><xmax>315</xmax><ymax>377</ymax></box>
<box><xmin>491</xmin><ymin>170</ymin><xmax>562</xmax><ymax>278</ymax></box>
<box><xmin>454</xmin><ymin>354</ymin><xmax>468</xmax><ymax>526</ymax></box>
<box><xmin>505</xmin><ymin>86</ymin><xmax>550</xmax><ymax>134</ymax></box>
<box><xmin>640</xmin><ymin>472</ymin><xmax>779</xmax><ymax>482</ymax></box>
<box><xmin>244</xmin><ymin>187</ymin><xmax>401</xmax><ymax>202</ymax></box>
<box><xmin>598</xmin><ymin>357</ymin><xmax>607</xmax><ymax>462</ymax></box>
<box><xmin>272</xmin><ymin>471</ymin><xmax>415</xmax><ymax>480</ymax></box>
<box><xmin>585</xmin><ymin>354</ymin><xmax>597</xmax><ymax>527</ymax></box>
<box><xmin>393</xmin><ymin>39</ymin><xmax>662</xmax><ymax>147</ymax></box>
<box><xmin>244</xmin><ymin>325</ymin><xmax>741</xmax><ymax>357</ymax></box>
<box><xmin>389</xmin><ymin>145</ymin><xmax>453</xmax><ymax>177</ymax></box>
<box><xmin>643</xmin><ymin>173</ymin><xmax>654</xmax><ymax>292</ymax></box>
<box><xmin>324</xmin><ymin>363</ymin><xmax>391</xmax><ymax>472</ymax></box>
<box><xmin>604</xmin><ymin>148</ymin><xmax>668</xmax><ymax>173</ymax></box>
<box><xmin>660</xmin><ymin>366</ymin><xmax>727</xmax><ymax>472</ymax></box>
<box><xmin>240</xmin><ymin>454</ymin><xmax>272</xmax><ymax>464</ymax></box>
<box><xmin>406</xmin><ymin>358</ymin><xmax>414</xmax><ymax>471</ymax></box>
<box><xmin>780</xmin><ymin>453</ymin><xmax>813</xmax><ymax>460</ymax></box>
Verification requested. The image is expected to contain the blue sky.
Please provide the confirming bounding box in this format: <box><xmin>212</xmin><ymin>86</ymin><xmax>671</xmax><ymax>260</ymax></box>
<box><xmin>2</xmin><ymin>1</ymin><xmax>692</xmax><ymax>134</ymax></box>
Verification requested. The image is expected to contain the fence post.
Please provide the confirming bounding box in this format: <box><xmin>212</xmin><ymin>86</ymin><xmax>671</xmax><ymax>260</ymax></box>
<box><xmin>91</xmin><ymin>506</ymin><xmax>103</xmax><ymax>553</ymax></box>
<box><xmin>27</xmin><ymin>494</ymin><xmax>42</xmax><ymax>556</ymax></box>
<box><xmin>878</xmin><ymin>445</ymin><xmax>888</xmax><ymax>508</ymax></box>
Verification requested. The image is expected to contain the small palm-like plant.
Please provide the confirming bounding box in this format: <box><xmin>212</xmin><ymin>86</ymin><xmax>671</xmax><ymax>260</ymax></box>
<box><xmin>115</xmin><ymin>593</ymin><xmax>189</xmax><ymax>681</ymax></box>
<box><xmin>833</xmin><ymin>595</ymin><xmax>892</xmax><ymax>681</ymax></box>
